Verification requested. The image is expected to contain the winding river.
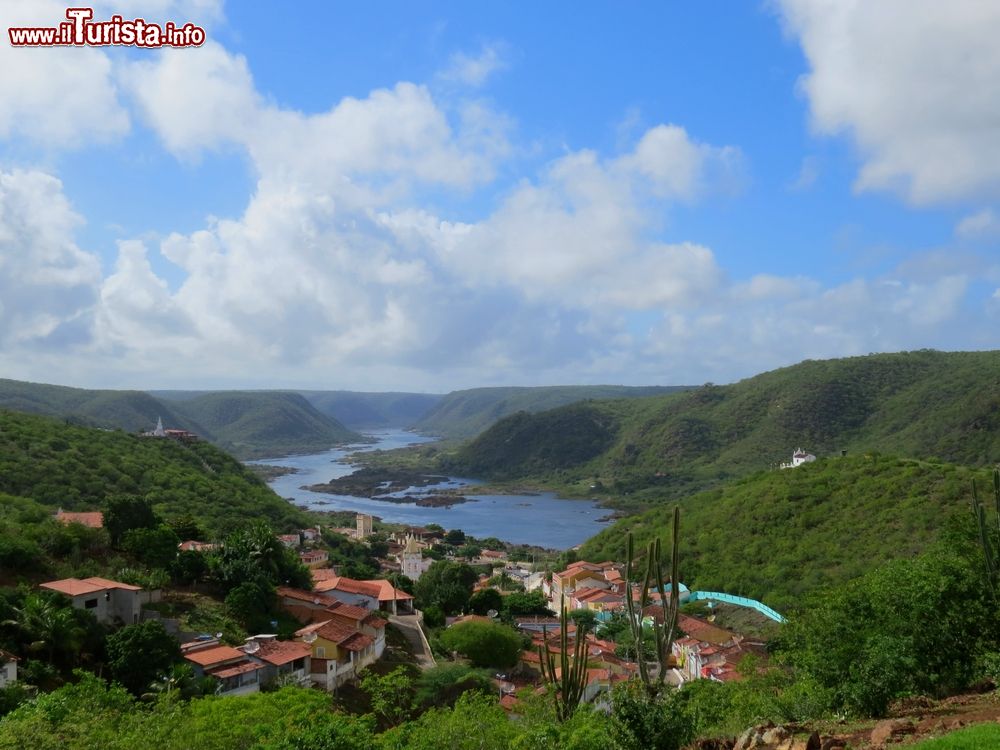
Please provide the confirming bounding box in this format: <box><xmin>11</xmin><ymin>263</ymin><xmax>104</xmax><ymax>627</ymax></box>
<box><xmin>251</xmin><ymin>429</ymin><xmax>611</xmax><ymax>549</ymax></box>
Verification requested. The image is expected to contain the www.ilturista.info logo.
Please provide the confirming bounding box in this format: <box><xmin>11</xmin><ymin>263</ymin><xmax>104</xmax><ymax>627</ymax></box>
<box><xmin>8</xmin><ymin>7</ymin><xmax>206</xmax><ymax>48</ymax></box>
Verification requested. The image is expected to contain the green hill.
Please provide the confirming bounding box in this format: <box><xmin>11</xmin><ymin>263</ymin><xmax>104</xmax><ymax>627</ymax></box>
<box><xmin>0</xmin><ymin>380</ymin><xmax>361</xmax><ymax>459</ymax></box>
<box><xmin>580</xmin><ymin>454</ymin><xmax>992</xmax><ymax>612</ymax></box>
<box><xmin>412</xmin><ymin>384</ymin><xmax>690</xmax><ymax>439</ymax></box>
<box><xmin>447</xmin><ymin>350</ymin><xmax>1000</xmax><ymax>510</ymax></box>
<box><xmin>0</xmin><ymin>378</ymin><xmax>201</xmax><ymax>434</ymax></box>
<box><xmin>299</xmin><ymin>390</ymin><xmax>441</xmax><ymax>429</ymax></box>
<box><xmin>0</xmin><ymin>409</ymin><xmax>308</xmax><ymax>534</ymax></box>
<box><xmin>170</xmin><ymin>392</ymin><xmax>361</xmax><ymax>458</ymax></box>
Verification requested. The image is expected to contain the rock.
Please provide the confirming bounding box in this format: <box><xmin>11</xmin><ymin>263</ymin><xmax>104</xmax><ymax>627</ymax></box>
<box><xmin>761</xmin><ymin>727</ymin><xmax>791</xmax><ymax>745</ymax></box>
<box><xmin>870</xmin><ymin>718</ymin><xmax>915</xmax><ymax>747</ymax></box>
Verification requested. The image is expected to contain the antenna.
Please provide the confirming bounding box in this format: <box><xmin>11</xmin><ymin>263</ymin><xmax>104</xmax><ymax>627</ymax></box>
<box><xmin>243</xmin><ymin>640</ymin><xmax>260</xmax><ymax>654</ymax></box>
<box><xmin>486</xmin><ymin>609</ymin><xmax>498</xmax><ymax>619</ymax></box>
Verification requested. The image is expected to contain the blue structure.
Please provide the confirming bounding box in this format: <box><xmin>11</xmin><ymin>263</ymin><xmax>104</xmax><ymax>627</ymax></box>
<box><xmin>684</xmin><ymin>591</ymin><xmax>786</xmax><ymax>623</ymax></box>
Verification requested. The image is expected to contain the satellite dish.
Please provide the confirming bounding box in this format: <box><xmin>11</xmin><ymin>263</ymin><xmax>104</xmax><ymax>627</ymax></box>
<box><xmin>302</xmin><ymin>632</ymin><xmax>317</xmax><ymax>644</ymax></box>
<box><xmin>243</xmin><ymin>640</ymin><xmax>260</xmax><ymax>654</ymax></box>
<box><xmin>487</xmin><ymin>609</ymin><xmax>498</xmax><ymax>619</ymax></box>
<box><xmin>214</xmin><ymin>632</ymin><xmax>223</xmax><ymax>639</ymax></box>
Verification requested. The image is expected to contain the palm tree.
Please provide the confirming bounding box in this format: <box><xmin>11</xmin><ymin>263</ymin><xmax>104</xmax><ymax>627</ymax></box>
<box><xmin>2</xmin><ymin>593</ymin><xmax>86</xmax><ymax>666</ymax></box>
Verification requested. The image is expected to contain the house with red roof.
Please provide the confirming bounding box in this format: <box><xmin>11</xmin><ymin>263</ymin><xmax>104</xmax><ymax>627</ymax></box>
<box><xmin>39</xmin><ymin>576</ymin><xmax>144</xmax><ymax>626</ymax></box>
<box><xmin>181</xmin><ymin>639</ymin><xmax>265</xmax><ymax>696</ymax></box>
<box><xmin>178</xmin><ymin>540</ymin><xmax>217</xmax><ymax>552</ymax></box>
<box><xmin>294</xmin><ymin>618</ymin><xmax>379</xmax><ymax>690</ymax></box>
<box><xmin>241</xmin><ymin>635</ymin><xmax>312</xmax><ymax>687</ymax></box>
<box><xmin>299</xmin><ymin>549</ymin><xmax>329</xmax><ymax>568</ymax></box>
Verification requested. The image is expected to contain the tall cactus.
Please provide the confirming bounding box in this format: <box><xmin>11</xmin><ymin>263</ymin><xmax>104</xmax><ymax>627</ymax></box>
<box><xmin>538</xmin><ymin>598</ymin><xmax>590</xmax><ymax>721</ymax></box>
<box><xmin>971</xmin><ymin>469</ymin><xmax>1000</xmax><ymax>603</ymax></box>
<box><xmin>624</xmin><ymin>505</ymin><xmax>681</xmax><ymax>692</ymax></box>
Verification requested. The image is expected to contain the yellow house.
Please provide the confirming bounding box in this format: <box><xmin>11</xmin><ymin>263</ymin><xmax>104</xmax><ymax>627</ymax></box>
<box><xmin>295</xmin><ymin>619</ymin><xmax>376</xmax><ymax>690</ymax></box>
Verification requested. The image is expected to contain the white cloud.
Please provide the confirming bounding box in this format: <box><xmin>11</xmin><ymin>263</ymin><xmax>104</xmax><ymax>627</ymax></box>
<box><xmin>0</xmin><ymin>170</ymin><xmax>101</xmax><ymax>350</ymax></box>
<box><xmin>439</xmin><ymin>42</ymin><xmax>509</xmax><ymax>87</ymax></box>
<box><xmin>778</xmin><ymin>0</ymin><xmax>1000</xmax><ymax>204</ymax></box>
<box><xmin>955</xmin><ymin>208</ymin><xmax>1000</xmax><ymax>239</ymax></box>
<box><xmin>0</xmin><ymin>1</ymin><xmax>130</xmax><ymax>147</ymax></box>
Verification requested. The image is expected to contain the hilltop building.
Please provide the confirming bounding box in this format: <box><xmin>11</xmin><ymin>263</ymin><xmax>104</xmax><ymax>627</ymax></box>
<box><xmin>356</xmin><ymin>513</ymin><xmax>373</xmax><ymax>540</ymax></box>
<box><xmin>779</xmin><ymin>448</ymin><xmax>816</xmax><ymax>469</ymax></box>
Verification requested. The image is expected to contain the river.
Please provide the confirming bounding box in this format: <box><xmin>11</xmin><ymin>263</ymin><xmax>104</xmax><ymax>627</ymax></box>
<box><xmin>250</xmin><ymin>429</ymin><xmax>611</xmax><ymax>549</ymax></box>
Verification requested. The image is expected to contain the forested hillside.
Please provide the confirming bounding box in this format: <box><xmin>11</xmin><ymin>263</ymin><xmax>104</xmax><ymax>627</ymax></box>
<box><xmin>580</xmin><ymin>454</ymin><xmax>991</xmax><ymax>611</ymax></box>
<box><xmin>0</xmin><ymin>380</ymin><xmax>360</xmax><ymax>459</ymax></box>
<box><xmin>0</xmin><ymin>378</ymin><xmax>201</xmax><ymax>434</ymax></box>
<box><xmin>448</xmin><ymin>350</ymin><xmax>1000</xmax><ymax>510</ymax></box>
<box><xmin>412</xmin><ymin>384</ymin><xmax>689</xmax><ymax>439</ymax></box>
<box><xmin>170</xmin><ymin>392</ymin><xmax>360</xmax><ymax>458</ymax></box>
<box><xmin>0</xmin><ymin>410</ymin><xmax>308</xmax><ymax>534</ymax></box>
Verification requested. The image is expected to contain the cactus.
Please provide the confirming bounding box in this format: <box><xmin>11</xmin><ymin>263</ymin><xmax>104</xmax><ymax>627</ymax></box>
<box><xmin>538</xmin><ymin>598</ymin><xmax>591</xmax><ymax>721</ymax></box>
<box><xmin>971</xmin><ymin>468</ymin><xmax>1000</xmax><ymax>603</ymax></box>
<box><xmin>624</xmin><ymin>505</ymin><xmax>681</xmax><ymax>693</ymax></box>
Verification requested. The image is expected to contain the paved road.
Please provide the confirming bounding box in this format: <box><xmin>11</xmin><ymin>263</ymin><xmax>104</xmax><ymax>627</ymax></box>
<box><xmin>389</xmin><ymin>614</ymin><xmax>436</xmax><ymax>670</ymax></box>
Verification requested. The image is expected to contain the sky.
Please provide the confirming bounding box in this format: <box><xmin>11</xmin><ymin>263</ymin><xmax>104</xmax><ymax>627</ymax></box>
<box><xmin>1</xmin><ymin>0</ymin><xmax>999</xmax><ymax>392</ymax></box>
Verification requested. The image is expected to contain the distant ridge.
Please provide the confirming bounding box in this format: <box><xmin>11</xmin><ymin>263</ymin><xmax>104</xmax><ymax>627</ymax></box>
<box><xmin>0</xmin><ymin>379</ymin><xmax>359</xmax><ymax>459</ymax></box>
<box><xmin>411</xmin><ymin>384</ymin><xmax>691</xmax><ymax>439</ymax></box>
<box><xmin>298</xmin><ymin>390</ymin><xmax>442</xmax><ymax>429</ymax></box>
<box><xmin>445</xmin><ymin>350</ymin><xmax>1000</xmax><ymax>510</ymax></box>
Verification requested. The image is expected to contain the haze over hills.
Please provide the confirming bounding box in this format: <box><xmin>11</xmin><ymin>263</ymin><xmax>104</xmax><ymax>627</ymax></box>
<box><xmin>411</xmin><ymin>385</ymin><xmax>691</xmax><ymax>439</ymax></box>
<box><xmin>445</xmin><ymin>350</ymin><xmax>1000</xmax><ymax>511</ymax></box>
<box><xmin>298</xmin><ymin>391</ymin><xmax>442</xmax><ymax>429</ymax></box>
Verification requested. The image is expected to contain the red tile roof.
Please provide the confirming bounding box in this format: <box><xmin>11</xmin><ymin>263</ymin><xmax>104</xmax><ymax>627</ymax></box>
<box><xmin>208</xmin><ymin>661</ymin><xmax>265</xmax><ymax>679</ymax></box>
<box><xmin>311</xmin><ymin>568</ymin><xmax>338</xmax><ymax>582</ymax></box>
<box><xmin>276</xmin><ymin>586</ymin><xmax>337</xmax><ymax>606</ymax></box>
<box><xmin>313</xmin><ymin>576</ymin><xmax>381</xmax><ymax>598</ymax></box>
<box><xmin>364</xmin><ymin>578</ymin><xmax>414</xmax><ymax>602</ymax></box>
<box><xmin>250</xmin><ymin>639</ymin><xmax>311</xmax><ymax>666</ymax></box>
<box><xmin>39</xmin><ymin>576</ymin><xmax>141</xmax><ymax>596</ymax></box>
<box><xmin>296</xmin><ymin>619</ymin><xmax>357</xmax><ymax>644</ymax></box>
<box><xmin>55</xmin><ymin>510</ymin><xmax>104</xmax><ymax>529</ymax></box>
<box><xmin>339</xmin><ymin>631</ymin><xmax>374</xmax><ymax>652</ymax></box>
<box><xmin>183</xmin><ymin>644</ymin><xmax>247</xmax><ymax>667</ymax></box>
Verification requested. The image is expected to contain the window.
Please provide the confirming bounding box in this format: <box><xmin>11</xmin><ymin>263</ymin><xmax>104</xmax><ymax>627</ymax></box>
<box><xmin>84</xmin><ymin>598</ymin><xmax>98</xmax><ymax>609</ymax></box>
<box><xmin>316</xmin><ymin>647</ymin><xmax>325</xmax><ymax>658</ymax></box>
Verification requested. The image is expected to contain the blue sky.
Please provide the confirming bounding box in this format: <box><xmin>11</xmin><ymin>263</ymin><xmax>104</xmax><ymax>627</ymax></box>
<box><xmin>1</xmin><ymin>0</ymin><xmax>998</xmax><ymax>391</ymax></box>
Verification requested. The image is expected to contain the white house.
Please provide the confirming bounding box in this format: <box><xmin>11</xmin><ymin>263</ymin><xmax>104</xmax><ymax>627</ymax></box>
<box><xmin>0</xmin><ymin>651</ymin><xmax>17</xmax><ymax>688</ymax></box>
<box><xmin>780</xmin><ymin>448</ymin><xmax>816</xmax><ymax>469</ymax></box>
<box><xmin>39</xmin><ymin>577</ymin><xmax>145</xmax><ymax>626</ymax></box>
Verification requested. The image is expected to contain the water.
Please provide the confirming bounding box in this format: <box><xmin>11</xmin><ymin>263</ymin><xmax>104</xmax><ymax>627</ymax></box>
<box><xmin>251</xmin><ymin>429</ymin><xmax>611</xmax><ymax>549</ymax></box>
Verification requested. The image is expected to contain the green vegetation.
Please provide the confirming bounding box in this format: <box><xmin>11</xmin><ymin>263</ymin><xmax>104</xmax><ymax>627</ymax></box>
<box><xmin>0</xmin><ymin>410</ymin><xmax>310</xmax><ymax>537</ymax></box>
<box><xmin>448</xmin><ymin>350</ymin><xmax>1000</xmax><ymax>510</ymax></box>
<box><xmin>0</xmin><ymin>379</ymin><xmax>360</xmax><ymax>459</ymax></box>
<box><xmin>168</xmin><ymin>391</ymin><xmax>361</xmax><ymax>458</ymax></box>
<box><xmin>582</xmin><ymin>454</ymin><xmax>993</xmax><ymax>610</ymax></box>
<box><xmin>438</xmin><ymin>620</ymin><xmax>524</xmax><ymax>669</ymax></box>
<box><xmin>908</xmin><ymin>724</ymin><xmax>1000</xmax><ymax>749</ymax></box>
<box><xmin>413</xmin><ymin>384</ymin><xmax>688</xmax><ymax>439</ymax></box>
<box><xmin>298</xmin><ymin>391</ymin><xmax>441</xmax><ymax>429</ymax></box>
<box><xmin>413</xmin><ymin>561</ymin><xmax>477</xmax><ymax>615</ymax></box>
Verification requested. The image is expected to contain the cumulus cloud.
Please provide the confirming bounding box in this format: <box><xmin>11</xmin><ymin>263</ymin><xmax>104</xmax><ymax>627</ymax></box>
<box><xmin>0</xmin><ymin>1</ymin><xmax>130</xmax><ymax>147</ymax></box>
<box><xmin>0</xmin><ymin>170</ymin><xmax>100</xmax><ymax>351</ymax></box>
<box><xmin>778</xmin><ymin>0</ymin><xmax>1000</xmax><ymax>205</ymax></box>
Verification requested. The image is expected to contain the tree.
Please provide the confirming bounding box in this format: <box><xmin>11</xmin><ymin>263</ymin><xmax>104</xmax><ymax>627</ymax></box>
<box><xmin>444</xmin><ymin>529</ymin><xmax>466</xmax><ymax>545</ymax></box>
<box><xmin>225</xmin><ymin>579</ymin><xmax>278</xmax><ymax>631</ymax></box>
<box><xmin>121</xmin><ymin>524</ymin><xmax>180</xmax><ymax>569</ymax></box>
<box><xmin>360</xmin><ymin>666</ymin><xmax>414</xmax><ymax>729</ymax></box>
<box><xmin>568</xmin><ymin>609</ymin><xmax>598</xmax><ymax>632</ymax></box>
<box><xmin>468</xmin><ymin>588</ymin><xmax>503</xmax><ymax>616</ymax></box>
<box><xmin>209</xmin><ymin>521</ymin><xmax>311</xmax><ymax>592</ymax></box>
<box><xmin>501</xmin><ymin>590</ymin><xmax>552</xmax><ymax>618</ymax></box>
<box><xmin>172</xmin><ymin>549</ymin><xmax>209</xmax><ymax>585</ymax></box>
<box><xmin>2</xmin><ymin>592</ymin><xmax>89</xmax><ymax>667</ymax></box>
<box><xmin>438</xmin><ymin>620</ymin><xmax>524</xmax><ymax>669</ymax></box>
<box><xmin>104</xmin><ymin>494</ymin><xmax>159</xmax><ymax>546</ymax></box>
<box><xmin>414</xmin><ymin>561</ymin><xmax>477</xmax><ymax>615</ymax></box>
<box><xmin>106</xmin><ymin>620</ymin><xmax>180</xmax><ymax>695</ymax></box>
<box><xmin>413</xmin><ymin>663</ymin><xmax>493</xmax><ymax>709</ymax></box>
<box><xmin>167</xmin><ymin>514</ymin><xmax>204</xmax><ymax>542</ymax></box>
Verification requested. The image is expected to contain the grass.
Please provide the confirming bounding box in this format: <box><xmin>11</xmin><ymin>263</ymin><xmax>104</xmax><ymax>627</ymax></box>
<box><xmin>906</xmin><ymin>723</ymin><xmax>1000</xmax><ymax>748</ymax></box>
